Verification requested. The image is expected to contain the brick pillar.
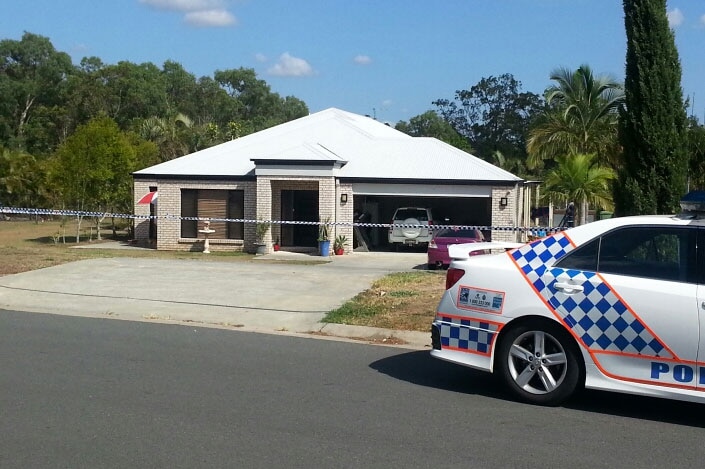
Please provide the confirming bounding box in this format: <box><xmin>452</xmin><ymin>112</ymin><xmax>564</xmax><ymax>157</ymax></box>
<box><xmin>254</xmin><ymin>177</ymin><xmax>273</xmax><ymax>253</ymax></box>
<box><xmin>491</xmin><ymin>186</ymin><xmax>520</xmax><ymax>242</ymax></box>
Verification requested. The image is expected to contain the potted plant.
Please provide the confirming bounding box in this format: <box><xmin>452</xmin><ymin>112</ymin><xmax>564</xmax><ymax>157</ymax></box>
<box><xmin>255</xmin><ymin>220</ymin><xmax>269</xmax><ymax>255</ymax></box>
<box><xmin>333</xmin><ymin>234</ymin><xmax>347</xmax><ymax>255</ymax></box>
<box><xmin>317</xmin><ymin>217</ymin><xmax>331</xmax><ymax>257</ymax></box>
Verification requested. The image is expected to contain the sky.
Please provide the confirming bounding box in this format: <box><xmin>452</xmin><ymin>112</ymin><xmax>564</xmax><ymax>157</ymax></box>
<box><xmin>2</xmin><ymin>0</ymin><xmax>705</xmax><ymax>125</ymax></box>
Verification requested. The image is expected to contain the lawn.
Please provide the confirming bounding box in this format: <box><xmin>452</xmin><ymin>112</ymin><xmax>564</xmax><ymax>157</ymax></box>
<box><xmin>0</xmin><ymin>218</ymin><xmax>249</xmax><ymax>276</ymax></box>
<box><xmin>323</xmin><ymin>271</ymin><xmax>445</xmax><ymax>332</ymax></box>
<box><xmin>1</xmin><ymin>217</ymin><xmax>445</xmax><ymax>332</ymax></box>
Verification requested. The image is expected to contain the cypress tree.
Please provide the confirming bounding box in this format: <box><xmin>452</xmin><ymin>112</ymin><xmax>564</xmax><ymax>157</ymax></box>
<box><xmin>616</xmin><ymin>0</ymin><xmax>688</xmax><ymax>215</ymax></box>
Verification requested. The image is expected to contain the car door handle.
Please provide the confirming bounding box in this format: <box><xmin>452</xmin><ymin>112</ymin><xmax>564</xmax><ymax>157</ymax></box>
<box><xmin>554</xmin><ymin>282</ymin><xmax>584</xmax><ymax>294</ymax></box>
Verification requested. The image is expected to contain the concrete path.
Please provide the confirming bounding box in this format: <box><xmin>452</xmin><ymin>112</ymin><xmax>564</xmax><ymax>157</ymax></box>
<box><xmin>0</xmin><ymin>249</ymin><xmax>432</xmax><ymax>348</ymax></box>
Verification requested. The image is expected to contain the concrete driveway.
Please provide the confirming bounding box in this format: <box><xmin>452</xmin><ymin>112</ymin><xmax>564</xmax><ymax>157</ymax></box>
<box><xmin>0</xmin><ymin>251</ymin><xmax>431</xmax><ymax>345</ymax></box>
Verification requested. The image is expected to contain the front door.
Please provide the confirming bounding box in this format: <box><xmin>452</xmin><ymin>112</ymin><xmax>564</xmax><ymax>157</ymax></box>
<box><xmin>281</xmin><ymin>190</ymin><xmax>318</xmax><ymax>247</ymax></box>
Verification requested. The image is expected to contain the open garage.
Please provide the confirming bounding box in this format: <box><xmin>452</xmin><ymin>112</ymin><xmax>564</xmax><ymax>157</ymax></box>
<box><xmin>351</xmin><ymin>183</ymin><xmax>493</xmax><ymax>251</ymax></box>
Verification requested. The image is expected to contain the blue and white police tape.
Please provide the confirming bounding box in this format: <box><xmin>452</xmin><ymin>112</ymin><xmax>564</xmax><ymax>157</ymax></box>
<box><xmin>0</xmin><ymin>205</ymin><xmax>563</xmax><ymax>233</ymax></box>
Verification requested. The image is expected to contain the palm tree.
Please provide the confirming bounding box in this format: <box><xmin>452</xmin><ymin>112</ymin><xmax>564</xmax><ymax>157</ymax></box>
<box><xmin>542</xmin><ymin>153</ymin><xmax>615</xmax><ymax>225</ymax></box>
<box><xmin>138</xmin><ymin>112</ymin><xmax>194</xmax><ymax>162</ymax></box>
<box><xmin>528</xmin><ymin>65</ymin><xmax>624</xmax><ymax>170</ymax></box>
<box><xmin>491</xmin><ymin>150</ymin><xmax>528</xmax><ymax>178</ymax></box>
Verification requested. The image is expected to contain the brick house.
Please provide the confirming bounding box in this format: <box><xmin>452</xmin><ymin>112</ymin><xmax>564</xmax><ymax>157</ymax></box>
<box><xmin>133</xmin><ymin>108</ymin><xmax>523</xmax><ymax>254</ymax></box>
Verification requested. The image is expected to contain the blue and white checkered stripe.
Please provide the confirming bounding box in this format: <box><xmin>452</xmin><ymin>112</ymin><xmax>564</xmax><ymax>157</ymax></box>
<box><xmin>439</xmin><ymin>315</ymin><xmax>500</xmax><ymax>355</ymax></box>
<box><xmin>512</xmin><ymin>233</ymin><xmax>573</xmax><ymax>278</ymax></box>
<box><xmin>510</xmin><ymin>233</ymin><xmax>671</xmax><ymax>358</ymax></box>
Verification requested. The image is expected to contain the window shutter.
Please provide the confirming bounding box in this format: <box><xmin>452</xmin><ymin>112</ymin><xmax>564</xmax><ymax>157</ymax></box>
<box><xmin>198</xmin><ymin>190</ymin><xmax>227</xmax><ymax>238</ymax></box>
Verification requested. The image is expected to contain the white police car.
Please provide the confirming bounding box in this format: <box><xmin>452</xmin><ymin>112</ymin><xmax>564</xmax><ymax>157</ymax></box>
<box><xmin>431</xmin><ymin>192</ymin><xmax>705</xmax><ymax>406</ymax></box>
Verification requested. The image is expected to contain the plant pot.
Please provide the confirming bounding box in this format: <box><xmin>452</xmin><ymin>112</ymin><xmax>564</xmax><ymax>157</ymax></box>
<box><xmin>334</xmin><ymin>248</ymin><xmax>344</xmax><ymax>255</ymax></box>
<box><xmin>254</xmin><ymin>243</ymin><xmax>267</xmax><ymax>255</ymax></box>
<box><xmin>318</xmin><ymin>240</ymin><xmax>331</xmax><ymax>257</ymax></box>
<box><xmin>273</xmin><ymin>244</ymin><xmax>280</xmax><ymax>251</ymax></box>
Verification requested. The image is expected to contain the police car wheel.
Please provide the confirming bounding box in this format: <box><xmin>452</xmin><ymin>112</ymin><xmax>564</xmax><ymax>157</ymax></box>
<box><xmin>497</xmin><ymin>322</ymin><xmax>580</xmax><ymax>406</ymax></box>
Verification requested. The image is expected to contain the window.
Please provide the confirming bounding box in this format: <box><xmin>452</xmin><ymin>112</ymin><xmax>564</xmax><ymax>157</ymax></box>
<box><xmin>180</xmin><ymin>189</ymin><xmax>244</xmax><ymax>240</ymax></box>
<box><xmin>556</xmin><ymin>226</ymin><xmax>698</xmax><ymax>283</ymax></box>
<box><xmin>227</xmin><ymin>191</ymin><xmax>244</xmax><ymax>239</ymax></box>
<box><xmin>555</xmin><ymin>237</ymin><xmax>599</xmax><ymax>272</ymax></box>
<box><xmin>393</xmin><ymin>208</ymin><xmax>430</xmax><ymax>222</ymax></box>
<box><xmin>181</xmin><ymin>189</ymin><xmax>198</xmax><ymax>238</ymax></box>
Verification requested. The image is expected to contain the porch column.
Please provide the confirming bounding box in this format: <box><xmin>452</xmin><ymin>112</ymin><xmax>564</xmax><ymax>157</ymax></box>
<box><xmin>254</xmin><ymin>176</ymin><xmax>273</xmax><ymax>254</ymax></box>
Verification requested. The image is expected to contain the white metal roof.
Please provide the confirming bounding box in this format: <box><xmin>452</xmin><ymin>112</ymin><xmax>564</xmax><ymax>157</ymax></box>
<box><xmin>134</xmin><ymin>108</ymin><xmax>522</xmax><ymax>183</ymax></box>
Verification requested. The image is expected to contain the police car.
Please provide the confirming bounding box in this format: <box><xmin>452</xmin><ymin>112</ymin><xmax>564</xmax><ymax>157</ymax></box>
<box><xmin>431</xmin><ymin>192</ymin><xmax>705</xmax><ymax>406</ymax></box>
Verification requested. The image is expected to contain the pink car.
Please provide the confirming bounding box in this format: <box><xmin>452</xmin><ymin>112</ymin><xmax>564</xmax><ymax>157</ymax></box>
<box><xmin>427</xmin><ymin>227</ymin><xmax>485</xmax><ymax>269</ymax></box>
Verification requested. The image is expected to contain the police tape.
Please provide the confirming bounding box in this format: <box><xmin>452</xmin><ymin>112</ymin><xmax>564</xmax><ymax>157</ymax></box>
<box><xmin>0</xmin><ymin>205</ymin><xmax>563</xmax><ymax>233</ymax></box>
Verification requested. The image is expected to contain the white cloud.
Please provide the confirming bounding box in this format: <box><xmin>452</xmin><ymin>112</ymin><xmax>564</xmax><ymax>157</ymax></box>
<box><xmin>667</xmin><ymin>8</ymin><xmax>684</xmax><ymax>28</ymax></box>
<box><xmin>700</xmin><ymin>14</ymin><xmax>705</xmax><ymax>27</ymax></box>
<box><xmin>185</xmin><ymin>9</ymin><xmax>236</xmax><ymax>27</ymax></box>
<box><xmin>139</xmin><ymin>0</ymin><xmax>225</xmax><ymax>12</ymax></box>
<box><xmin>353</xmin><ymin>55</ymin><xmax>372</xmax><ymax>65</ymax></box>
<box><xmin>254</xmin><ymin>53</ymin><xmax>268</xmax><ymax>63</ymax></box>
<box><xmin>140</xmin><ymin>0</ymin><xmax>236</xmax><ymax>27</ymax></box>
<box><xmin>381</xmin><ymin>99</ymin><xmax>393</xmax><ymax>108</ymax></box>
<box><xmin>268</xmin><ymin>53</ymin><xmax>314</xmax><ymax>77</ymax></box>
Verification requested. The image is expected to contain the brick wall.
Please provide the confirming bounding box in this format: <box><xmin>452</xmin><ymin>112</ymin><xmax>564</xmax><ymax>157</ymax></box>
<box><xmin>133</xmin><ymin>179</ymin><xmax>255</xmax><ymax>252</ymax></box>
<box><xmin>490</xmin><ymin>186</ymin><xmax>520</xmax><ymax>242</ymax></box>
<box><xmin>336</xmin><ymin>182</ymin><xmax>354</xmax><ymax>253</ymax></box>
<box><xmin>134</xmin><ymin>180</ymin><xmax>154</xmax><ymax>243</ymax></box>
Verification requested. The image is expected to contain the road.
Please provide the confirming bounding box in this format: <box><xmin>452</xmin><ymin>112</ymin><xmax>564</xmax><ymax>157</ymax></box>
<box><xmin>2</xmin><ymin>309</ymin><xmax>704</xmax><ymax>469</ymax></box>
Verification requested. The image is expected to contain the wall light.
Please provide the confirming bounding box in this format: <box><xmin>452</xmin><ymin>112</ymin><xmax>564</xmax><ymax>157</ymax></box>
<box><xmin>340</xmin><ymin>193</ymin><xmax>348</xmax><ymax>204</ymax></box>
<box><xmin>499</xmin><ymin>197</ymin><xmax>508</xmax><ymax>207</ymax></box>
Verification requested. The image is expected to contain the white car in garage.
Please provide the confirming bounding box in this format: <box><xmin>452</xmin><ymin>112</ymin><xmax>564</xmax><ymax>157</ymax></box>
<box><xmin>431</xmin><ymin>192</ymin><xmax>705</xmax><ymax>406</ymax></box>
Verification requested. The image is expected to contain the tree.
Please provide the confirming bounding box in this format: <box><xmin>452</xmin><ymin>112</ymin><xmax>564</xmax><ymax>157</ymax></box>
<box><xmin>162</xmin><ymin>60</ymin><xmax>200</xmax><ymax>119</ymax></box>
<box><xmin>489</xmin><ymin>150</ymin><xmax>527</xmax><ymax>176</ymax></box>
<box><xmin>541</xmin><ymin>153</ymin><xmax>616</xmax><ymax>225</ymax></box>
<box><xmin>137</xmin><ymin>112</ymin><xmax>194</xmax><ymax>162</ymax></box>
<box><xmin>191</xmin><ymin>76</ymin><xmax>240</xmax><ymax>127</ymax></box>
<box><xmin>0</xmin><ymin>32</ymin><xmax>74</xmax><ymax>150</ymax></box>
<box><xmin>126</xmin><ymin>132</ymin><xmax>160</xmax><ymax>173</ymax></box>
<box><xmin>527</xmin><ymin>65</ymin><xmax>624</xmax><ymax>170</ymax></box>
<box><xmin>0</xmin><ymin>146</ymin><xmax>45</xmax><ymax>208</ymax></box>
<box><xmin>395</xmin><ymin>110</ymin><xmax>473</xmax><ymax>152</ymax></box>
<box><xmin>687</xmin><ymin>118</ymin><xmax>705</xmax><ymax>190</ymax></box>
<box><xmin>49</xmin><ymin>116</ymin><xmax>137</xmax><ymax>241</ymax></box>
<box><xmin>214</xmin><ymin>67</ymin><xmax>308</xmax><ymax>132</ymax></box>
<box><xmin>616</xmin><ymin>0</ymin><xmax>689</xmax><ymax>215</ymax></box>
<box><xmin>100</xmin><ymin>61</ymin><xmax>168</xmax><ymax>128</ymax></box>
<box><xmin>433</xmin><ymin>74</ymin><xmax>543</xmax><ymax>162</ymax></box>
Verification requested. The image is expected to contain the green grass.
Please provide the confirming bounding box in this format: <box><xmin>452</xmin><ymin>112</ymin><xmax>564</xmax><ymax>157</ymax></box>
<box><xmin>324</xmin><ymin>302</ymin><xmax>383</xmax><ymax>323</ymax></box>
<box><xmin>322</xmin><ymin>271</ymin><xmax>445</xmax><ymax>331</ymax></box>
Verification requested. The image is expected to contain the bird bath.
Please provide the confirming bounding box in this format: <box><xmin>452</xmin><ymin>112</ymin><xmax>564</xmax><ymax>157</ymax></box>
<box><xmin>199</xmin><ymin>220</ymin><xmax>216</xmax><ymax>253</ymax></box>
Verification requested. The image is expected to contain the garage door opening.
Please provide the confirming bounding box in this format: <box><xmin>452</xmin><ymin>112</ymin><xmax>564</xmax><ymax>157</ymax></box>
<box><xmin>352</xmin><ymin>195</ymin><xmax>491</xmax><ymax>251</ymax></box>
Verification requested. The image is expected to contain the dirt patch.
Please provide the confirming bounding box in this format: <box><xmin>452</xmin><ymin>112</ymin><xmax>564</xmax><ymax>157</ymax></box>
<box><xmin>309</xmin><ymin>330</ymin><xmax>409</xmax><ymax>346</ymax></box>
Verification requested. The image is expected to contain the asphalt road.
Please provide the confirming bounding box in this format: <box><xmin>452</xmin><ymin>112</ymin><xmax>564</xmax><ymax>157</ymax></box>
<box><xmin>2</xmin><ymin>310</ymin><xmax>705</xmax><ymax>469</ymax></box>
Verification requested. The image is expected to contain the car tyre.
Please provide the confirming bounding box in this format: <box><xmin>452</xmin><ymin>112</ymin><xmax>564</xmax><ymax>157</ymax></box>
<box><xmin>496</xmin><ymin>321</ymin><xmax>580</xmax><ymax>406</ymax></box>
<box><xmin>401</xmin><ymin>217</ymin><xmax>421</xmax><ymax>239</ymax></box>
